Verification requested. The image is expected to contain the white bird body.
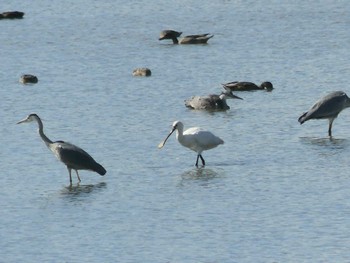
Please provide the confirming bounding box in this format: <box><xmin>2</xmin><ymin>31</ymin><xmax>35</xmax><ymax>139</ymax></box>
<box><xmin>158</xmin><ymin>121</ymin><xmax>224</xmax><ymax>166</ymax></box>
<box><xmin>177</xmin><ymin>126</ymin><xmax>224</xmax><ymax>153</ymax></box>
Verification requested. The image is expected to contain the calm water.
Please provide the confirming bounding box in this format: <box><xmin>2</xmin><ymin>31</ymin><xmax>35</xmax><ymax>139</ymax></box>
<box><xmin>1</xmin><ymin>0</ymin><xmax>350</xmax><ymax>262</ymax></box>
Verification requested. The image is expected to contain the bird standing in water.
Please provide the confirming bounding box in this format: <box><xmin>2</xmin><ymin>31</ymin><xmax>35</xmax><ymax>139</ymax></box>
<box><xmin>17</xmin><ymin>113</ymin><xmax>106</xmax><ymax>184</ymax></box>
<box><xmin>298</xmin><ymin>91</ymin><xmax>350</xmax><ymax>137</ymax></box>
<box><xmin>158</xmin><ymin>121</ymin><xmax>224</xmax><ymax>167</ymax></box>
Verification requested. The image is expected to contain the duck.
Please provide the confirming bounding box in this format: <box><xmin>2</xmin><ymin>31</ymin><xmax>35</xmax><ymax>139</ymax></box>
<box><xmin>185</xmin><ymin>90</ymin><xmax>242</xmax><ymax>111</ymax></box>
<box><xmin>19</xmin><ymin>74</ymin><xmax>38</xmax><ymax>84</ymax></box>
<box><xmin>159</xmin><ymin>30</ymin><xmax>213</xmax><ymax>44</ymax></box>
<box><xmin>0</xmin><ymin>11</ymin><xmax>24</xmax><ymax>19</ymax></box>
<box><xmin>222</xmin><ymin>81</ymin><xmax>273</xmax><ymax>91</ymax></box>
<box><xmin>132</xmin><ymin>68</ymin><xmax>152</xmax><ymax>77</ymax></box>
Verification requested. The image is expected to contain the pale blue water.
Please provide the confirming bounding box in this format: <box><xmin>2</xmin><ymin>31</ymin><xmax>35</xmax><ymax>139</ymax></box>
<box><xmin>1</xmin><ymin>1</ymin><xmax>350</xmax><ymax>262</ymax></box>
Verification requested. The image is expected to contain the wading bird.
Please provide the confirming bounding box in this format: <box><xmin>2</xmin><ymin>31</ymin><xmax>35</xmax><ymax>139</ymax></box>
<box><xmin>184</xmin><ymin>90</ymin><xmax>243</xmax><ymax>110</ymax></box>
<box><xmin>158</xmin><ymin>121</ymin><xmax>224</xmax><ymax>167</ymax></box>
<box><xmin>159</xmin><ymin>30</ymin><xmax>213</xmax><ymax>44</ymax></box>
<box><xmin>222</xmin><ymin>81</ymin><xmax>273</xmax><ymax>91</ymax></box>
<box><xmin>298</xmin><ymin>91</ymin><xmax>350</xmax><ymax>137</ymax></box>
<box><xmin>17</xmin><ymin>114</ymin><xmax>106</xmax><ymax>184</ymax></box>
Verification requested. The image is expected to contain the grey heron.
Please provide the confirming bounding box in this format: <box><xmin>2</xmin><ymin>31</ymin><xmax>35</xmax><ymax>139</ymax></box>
<box><xmin>158</xmin><ymin>121</ymin><xmax>224</xmax><ymax>167</ymax></box>
<box><xmin>17</xmin><ymin>113</ymin><xmax>106</xmax><ymax>184</ymax></box>
<box><xmin>159</xmin><ymin>30</ymin><xmax>213</xmax><ymax>44</ymax></box>
<box><xmin>298</xmin><ymin>91</ymin><xmax>350</xmax><ymax>137</ymax></box>
<box><xmin>184</xmin><ymin>90</ymin><xmax>243</xmax><ymax>111</ymax></box>
<box><xmin>222</xmin><ymin>81</ymin><xmax>273</xmax><ymax>91</ymax></box>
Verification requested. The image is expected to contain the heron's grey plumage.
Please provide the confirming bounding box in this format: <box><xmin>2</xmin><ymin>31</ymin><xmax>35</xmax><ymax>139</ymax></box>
<box><xmin>298</xmin><ymin>91</ymin><xmax>350</xmax><ymax>137</ymax></box>
<box><xmin>17</xmin><ymin>113</ymin><xmax>106</xmax><ymax>184</ymax></box>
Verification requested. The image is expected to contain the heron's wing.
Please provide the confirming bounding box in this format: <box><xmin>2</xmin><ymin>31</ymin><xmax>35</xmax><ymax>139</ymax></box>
<box><xmin>305</xmin><ymin>92</ymin><xmax>348</xmax><ymax>119</ymax></box>
<box><xmin>55</xmin><ymin>141</ymin><xmax>98</xmax><ymax>170</ymax></box>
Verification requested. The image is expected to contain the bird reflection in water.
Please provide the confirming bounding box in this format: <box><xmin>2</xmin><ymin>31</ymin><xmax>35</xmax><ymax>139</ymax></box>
<box><xmin>180</xmin><ymin>167</ymin><xmax>219</xmax><ymax>181</ymax></box>
<box><xmin>61</xmin><ymin>182</ymin><xmax>107</xmax><ymax>196</ymax></box>
<box><xmin>299</xmin><ymin>137</ymin><xmax>349</xmax><ymax>152</ymax></box>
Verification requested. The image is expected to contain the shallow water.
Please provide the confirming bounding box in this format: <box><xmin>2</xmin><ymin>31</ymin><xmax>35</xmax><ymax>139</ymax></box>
<box><xmin>1</xmin><ymin>0</ymin><xmax>350</xmax><ymax>262</ymax></box>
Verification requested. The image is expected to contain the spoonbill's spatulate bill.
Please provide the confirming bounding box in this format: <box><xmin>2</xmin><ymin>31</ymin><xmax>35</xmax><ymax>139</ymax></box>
<box><xmin>158</xmin><ymin>121</ymin><xmax>224</xmax><ymax>167</ymax></box>
<box><xmin>17</xmin><ymin>113</ymin><xmax>106</xmax><ymax>185</ymax></box>
<box><xmin>298</xmin><ymin>91</ymin><xmax>350</xmax><ymax>137</ymax></box>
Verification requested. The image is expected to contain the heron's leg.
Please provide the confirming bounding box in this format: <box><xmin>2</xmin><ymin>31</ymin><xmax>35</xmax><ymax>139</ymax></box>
<box><xmin>75</xmin><ymin>170</ymin><xmax>81</xmax><ymax>182</ymax></box>
<box><xmin>199</xmin><ymin>154</ymin><xmax>205</xmax><ymax>166</ymax></box>
<box><xmin>328</xmin><ymin>118</ymin><xmax>334</xmax><ymax>137</ymax></box>
<box><xmin>195</xmin><ymin>155</ymin><xmax>200</xmax><ymax>167</ymax></box>
<box><xmin>67</xmin><ymin>167</ymin><xmax>72</xmax><ymax>185</ymax></box>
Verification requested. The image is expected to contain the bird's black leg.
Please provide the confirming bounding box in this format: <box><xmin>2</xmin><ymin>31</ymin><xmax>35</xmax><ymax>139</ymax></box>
<box><xmin>67</xmin><ymin>167</ymin><xmax>72</xmax><ymax>185</ymax></box>
<box><xmin>328</xmin><ymin>119</ymin><xmax>334</xmax><ymax>137</ymax></box>
<box><xmin>195</xmin><ymin>155</ymin><xmax>200</xmax><ymax>167</ymax></box>
<box><xmin>75</xmin><ymin>170</ymin><xmax>81</xmax><ymax>182</ymax></box>
<box><xmin>199</xmin><ymin>154</ymin><xmax>205</xmax><ymax>166</ymax></box>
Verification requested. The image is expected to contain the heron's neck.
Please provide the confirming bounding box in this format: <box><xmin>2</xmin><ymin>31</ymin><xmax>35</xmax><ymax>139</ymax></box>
<box><xmin>36</xmin><ymin>117</ymin><xmax>53</xmax><ymax>147</ymax></box>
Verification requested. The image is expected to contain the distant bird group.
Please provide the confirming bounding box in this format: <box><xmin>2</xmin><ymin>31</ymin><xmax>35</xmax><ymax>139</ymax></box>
<box><xmin>14</xmin><ymin>24</ymin><xmax>350</xmax><ymax>184</ymax></box>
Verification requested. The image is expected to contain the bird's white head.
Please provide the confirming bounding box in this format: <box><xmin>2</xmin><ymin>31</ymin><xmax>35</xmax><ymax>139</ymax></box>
<box><xmin>158</xmin><ymin>121</ymin><xmax>183</xmax><ymax>149</ymax></box>
<box><xmin>17</xmin><ymin>113</ymin><xmax>40</xmax><ymax>124</ymax></box>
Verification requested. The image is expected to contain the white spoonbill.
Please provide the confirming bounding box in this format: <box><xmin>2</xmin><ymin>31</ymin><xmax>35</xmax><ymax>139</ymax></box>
<box><xmin>158</xmin><ymin>121</ymin><xmax>224</xmax><ymax>167</ymax></box>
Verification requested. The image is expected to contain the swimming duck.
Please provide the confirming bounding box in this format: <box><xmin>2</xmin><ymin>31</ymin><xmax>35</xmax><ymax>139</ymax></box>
<box><xmin>132</xmin><ymin>68</ymin><xmax>152</xmax><ymax>77</ymax></box>
<box><xmin>222</xmin><ymin>81</ymin><xmax>273</xmax><ymax>91</ymax></box>
<box><xmin>19</xmin><ymin>74</ymin><xmax>38</xmax><ymax>84</ymax></box>
<box><xmin>159</xmin><ymin>30</ymin><xmax>213</xmax><ymax>44</ymax></box>
<box><xmin>185</xmin><ymin>90</ymin><xmax>242</xmax><ymax>111</ymax></box>
<box><xmin>0</xmin><ymin>11</ymin><xmax>24</xmax><ymax>19</ymax></box>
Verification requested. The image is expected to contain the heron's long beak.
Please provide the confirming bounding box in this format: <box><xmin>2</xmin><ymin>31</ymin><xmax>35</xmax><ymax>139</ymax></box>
<box><xmin>158</xmin><ymin>127</ymin><xmax>176</xmax><ymax>149</ymax></box>
<box><xmin>16</xmin><ymin>117</ymin><xmax>28</xmax><ymax>124</ymax></box>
